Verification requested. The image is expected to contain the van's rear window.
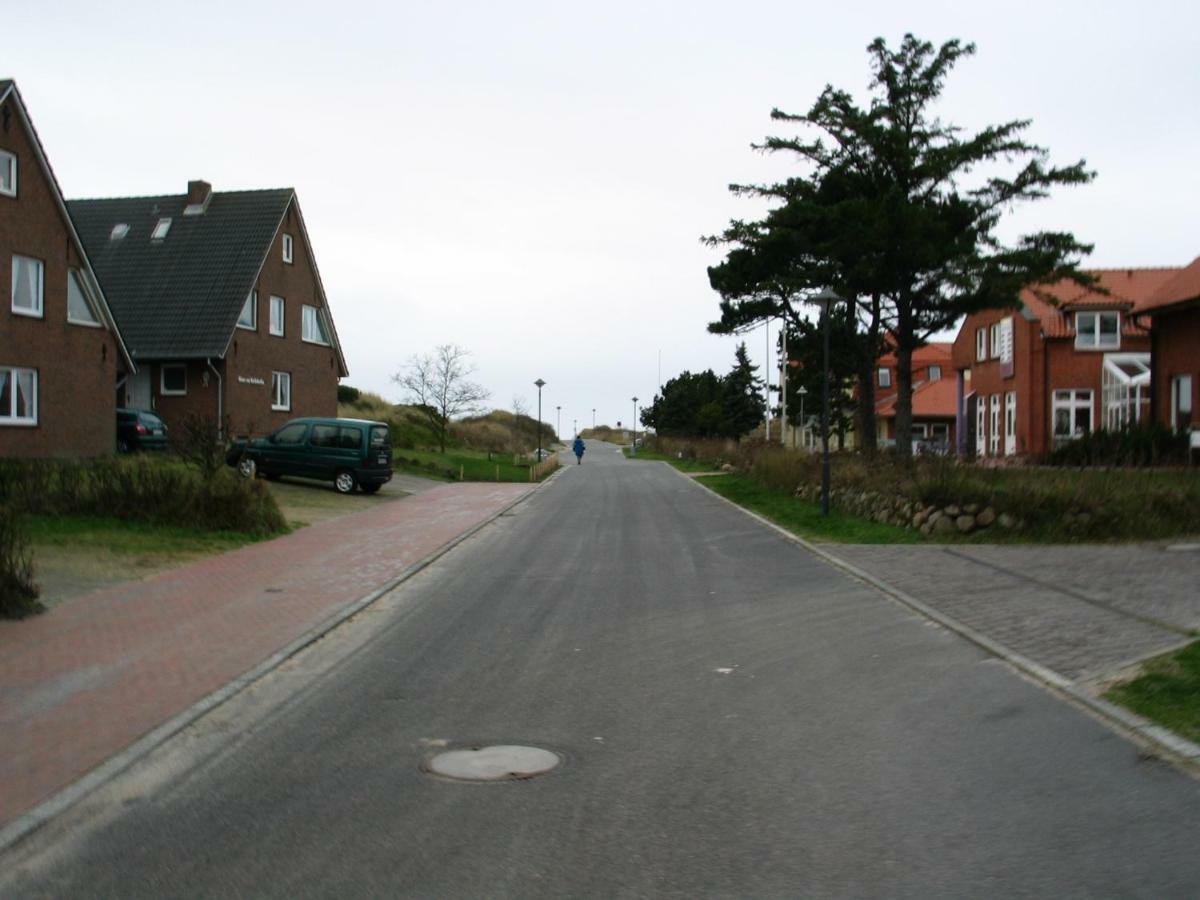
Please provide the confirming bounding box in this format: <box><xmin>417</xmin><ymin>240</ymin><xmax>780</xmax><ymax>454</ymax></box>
<box><xmin>369</xmin><ymin>426</ymin><xmax>390</xmax><ymax>447</ymax></box>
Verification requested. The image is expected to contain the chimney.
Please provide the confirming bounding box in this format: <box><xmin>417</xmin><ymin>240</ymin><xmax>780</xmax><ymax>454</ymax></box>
<box><xmin>183</xmin><ymin>180</ymin><xmax>212</xmax><ymax>215</ymax></box>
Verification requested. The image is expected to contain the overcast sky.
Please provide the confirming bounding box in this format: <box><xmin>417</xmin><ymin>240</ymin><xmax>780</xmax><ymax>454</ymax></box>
<box><xmin>9</xmin><ymin>1</ymin><xmax>1198</xmax><ymax>433</ymax></box>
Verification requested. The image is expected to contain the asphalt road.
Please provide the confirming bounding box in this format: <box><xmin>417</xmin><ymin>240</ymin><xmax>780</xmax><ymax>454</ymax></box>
<box><xmin>4</xmin><ymin>442</ymin><xmax>1200</xmax><ymax>898</ymax></box>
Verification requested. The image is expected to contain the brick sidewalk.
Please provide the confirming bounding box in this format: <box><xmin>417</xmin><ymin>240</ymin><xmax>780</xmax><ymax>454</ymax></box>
<box><xmin>0</xmin><ymin>482</ymin><xmax>532</xmax><ymax>829</ymax></box>
<box><xmin>825</xmin><ymin>543</ymin><xmax>1200</xmax><ymax>685</ymax></box>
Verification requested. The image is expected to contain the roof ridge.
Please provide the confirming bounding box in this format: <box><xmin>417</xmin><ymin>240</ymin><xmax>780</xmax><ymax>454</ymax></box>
<box><xmin>1083</xmin><ymin>265</ymin><xmax>1184</xmax><ymax>274</ymax></box>
<box><xmin>68</xmin><ymin>187</ymin><xmax>294</xmax><ymax>203</ymax></box>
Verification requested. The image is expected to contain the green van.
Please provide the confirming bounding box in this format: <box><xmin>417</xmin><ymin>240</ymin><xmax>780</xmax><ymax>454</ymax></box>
<box><xmin>228</xmin><ymin>417</ymin><xmax>393</xmax><ymax>494</ymax></box>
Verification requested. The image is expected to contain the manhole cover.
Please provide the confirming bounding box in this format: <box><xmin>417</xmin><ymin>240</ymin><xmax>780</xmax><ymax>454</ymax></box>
<box><xmin>424</xmin><ymin>745</ymin><xmax>560</xmax><ymax>782</ymax></box>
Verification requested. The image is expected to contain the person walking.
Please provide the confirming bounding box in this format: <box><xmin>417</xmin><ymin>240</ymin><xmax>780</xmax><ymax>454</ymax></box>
<box><xmin>572</xmin><ymin>435</ymin><xmax>585</xmax><ymax>465</ymax></box>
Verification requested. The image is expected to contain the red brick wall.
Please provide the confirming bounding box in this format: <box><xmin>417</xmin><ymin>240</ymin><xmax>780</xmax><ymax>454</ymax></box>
<box><xmin>0</xmin><ymin>93</ymin><xmax>119</xmax><ymax>458</ymax></box>
<box><xmin>1152</xmin><ymin>306</ymin><xmax>1200</xmax><ymax>428</ymax></box>
<box><xmin>223</xmin><ymin>200</ymin><xmax>338</xmax><ymax>437</ymax></box>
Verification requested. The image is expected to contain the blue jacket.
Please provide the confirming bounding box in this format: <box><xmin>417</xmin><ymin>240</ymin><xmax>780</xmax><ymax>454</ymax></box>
<box><xmin>573</xmin><ymin>438</ymin><xmax>585</xmax><ymax>456</ymax></box>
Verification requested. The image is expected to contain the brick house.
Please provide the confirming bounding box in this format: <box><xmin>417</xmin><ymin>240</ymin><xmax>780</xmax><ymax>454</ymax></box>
<box><xmin>1134</xmin><ymin>256</ymin><xmax>1200</xmax><ymax>436</ymax></box>
<box><xmin>873</xmin><ymin>342</ymin><xmax>955</xmax><ymax>449</ymax></box>
<box><xmin>0</xmin><ymin>80</ymin><xmax>134</xmax><ymax>458</ymax></box>
<box><xmin>68</xmin><ymin>182</ymin><xmax>348</xmax><ymax>438</ymax></box>
<box><xmin>950</xmin><ymin>268</ymin><xmax>1179</xmax><ymax>459</ymax></box>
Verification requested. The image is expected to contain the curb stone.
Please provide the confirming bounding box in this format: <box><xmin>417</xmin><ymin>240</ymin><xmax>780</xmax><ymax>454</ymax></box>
<box><xmin>665</xmin><ymin>463</ymin><xmax>1200</xmax><ymax>775</ymax></box>
<box><xmin>0</xmin><ymin>472</ymin><xmax>560</xmax><ymax>854</ymax></box>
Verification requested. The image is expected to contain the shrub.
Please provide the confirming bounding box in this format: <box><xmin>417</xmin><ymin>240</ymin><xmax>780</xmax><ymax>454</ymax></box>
<box><xmin>1048</xmin><ymin>425</ymin><xmax>1190</xmax><ymax>467</ymax></box>
<box><xmin>337</xmin><ymin>384</ymin><xmax>361</xmax><ymax>404</ymax></box>
<box><xmin>0</xmin><ymin>506</ymin><xmax>41</xmax><ymax>619</ymax></box>
<box><xmin>0</xmin><ymin>457</ymin><xmax>287</xmax><ymax>536</ymax></box>
<box><xmin>171</xmin><ymin>414</ymin><xmax>231</xmax><ymax>480</ymax></box>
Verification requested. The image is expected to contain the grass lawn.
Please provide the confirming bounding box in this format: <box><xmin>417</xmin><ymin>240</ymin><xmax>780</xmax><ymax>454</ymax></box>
<box><xmin>266</xmin><ymin>477</ymin><xmax>408</xmax><ymax>528</ymax></box>
<box><xmin>623</xmin><ymin>446</ymin><xmax>717</xmax><ymax>473</ymax></box>
<box><xmin>27</xmin><ymin>514</ymin><xmax>269</xmax><ymax>607</ymax></box>
<box><xmin>694</xmin><ymin>473</ymin><xmax>921</xmax><ymax>544</ymax></box>
<box><xmin>392</xmin><ymin>447</ymin><xmax>554</xmax><ymax>482</ymax></box>
<box><xmin>1105</xmin><ymin>641</ymin><xmax>1200</xmax><ymax>746</ymax></box>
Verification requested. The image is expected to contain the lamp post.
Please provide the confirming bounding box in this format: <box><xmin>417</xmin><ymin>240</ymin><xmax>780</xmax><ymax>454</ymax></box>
<box><xmin>780</xmin><ymin>319</ymin><xmax>788</xmax><ymax>446</ymax></box>
<box><xmin>811</xmin><ymin>289</ymin><xmax>839</xmax><ymax>516</ymax></box>
<box><xmin>556</xmin><ymin>405</ymin><xmax>561</xmax><ymax>443</ymax></box>
<box><xmin>764</xmin><ymin>318</ymin><xmax>771</xmax><ymax>441</ymax></box>
<box><xmin>632</xmin><ymin>396</ymin><xmax>638</xmax><ymax>454</ymax></box>
<box><xmin>573</xmin><ymin>418</ymin><xmax>577</xmax><ymax>438</ymax></box>
<box><xmin>592</xmin><ymin>408</ymin><xmax>596</xmax><ymax>430</ymax></box>
<box><xmin>534</xmin><ymin>378</ymin><xmax>546</xmax><ymax>460</ymax></box>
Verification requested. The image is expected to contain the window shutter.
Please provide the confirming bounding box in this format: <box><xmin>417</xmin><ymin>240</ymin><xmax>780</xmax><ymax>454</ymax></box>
<box><xmin>1000</xmin><ymin>317</ymin><xmax>1014</xmax><ymax>378</ymax></box>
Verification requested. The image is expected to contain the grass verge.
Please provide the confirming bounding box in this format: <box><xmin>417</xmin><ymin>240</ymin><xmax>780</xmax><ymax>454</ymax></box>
<box><xmin>393</xmin><ymin>447</ymin><xmax>554</xmax><ymax>482</ymax></box>
<box><xmin>624</xmin><ymin>447</ymin><xmax>717</xmax><ymax>473</ymax></box>
<box><xmin>695</xmin><ymin>473</ymin><xmax>920</xmax><ymax>544</ymax></box>
<box><xmin>1105</xmin><ymin>641</ymin><xmax>1200</xmax><ymax>745</ymax></box>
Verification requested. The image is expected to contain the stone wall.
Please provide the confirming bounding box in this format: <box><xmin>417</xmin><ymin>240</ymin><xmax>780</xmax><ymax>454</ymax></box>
<box><xmin>793</xmin><ymin>484</ymin><xmax>1020</xmax><ymax>536</ymax></box>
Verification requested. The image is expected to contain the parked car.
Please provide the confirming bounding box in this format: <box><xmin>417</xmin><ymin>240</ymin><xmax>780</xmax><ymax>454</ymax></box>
<box><xmin>116</xmin><ymin>408</ymin><xmax>169</xmax><ymax>453</ymax></box>
<box><xmin>227</xmin><ymin>417</ymin><xmax>392</xmax><ymax>494</ymax></box>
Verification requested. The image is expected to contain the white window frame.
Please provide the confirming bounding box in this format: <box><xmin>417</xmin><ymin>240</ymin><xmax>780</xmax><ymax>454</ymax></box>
<box><xmin>975</xmin><ymin>328</ymin><xmax>986</xmax><ymax>362</ymax></box>
<box><xmin>1172</xmin><ymin>375</ymin><xmax>1194</xmax><ymax>430</ymax></box>
<box><xmin>878</xmin><ymin>367</ymin><xmax>891</xmax><ymax>388</ymax></box>
<box><xmin>269</xmin><ymin>295</ymin><xmax>285</xmax><ymax>337</ymax></box>
<box><xmin>989</xmin><ymin>394</ymin><xmax>1001</xmax><ymax>456</ymax></box>
<box><xmin>975</xmin><ymin>398</ymin><xmax>986</xmax><ymax>457</ymax></box>
<box><xmin>1052</xmin><ymin>389</ymin><xmax>1094</xmax><ymax>444</ymax></box>
<box><xmin>271</xmin><ymin>371</ymin><xmax>292</xmax><ymax>411</ymax></box>
<box><xmin>928</xmin><ymin>365</ymin><xmax>942</xmax><ymax>382</ymax></box>
<box><xmin>302</xmin><ymin>304</ymin><xmax>331</xmax><ymax>345</ymax></box>
<box><xmin>989</xmin><ymin>323</ymin><xmax>1001</xmax><ymax>358</ymax></box>
<box><xmin>160</xmin><ymin>364</ymin><xmax>187</xmax><ymax>396</ymax></box>
<box><xmin>1075</xmin><ymin>311</ymin><xmax>1120</xmax><ymax>350</ymax></box>
<box><xmin>1004</xmin><ymin>392</ymin><xmax>1017</xmax><ymax>456</ymax></box>
<box><xmin>11</xmin><ymin>254</ymin><xmax>44</xmax><ymax>317</ymax></box>
<box><xmin>282</xmin><ymin>233</ymin><xmax>294</xmax><ymax>264</ymax></box>
<box><xmin>0</xmin><ymin>366</ymin><xmax>37</xmax><ymax>425</ymax></box>
<box><xmin>0</xmin><ymin>149</ymin><xmax>16</xmax><ymax>198</ymax></box>
<box><xmin>238</xmin><ymin>290</ymin><xmax>257</xmax><ymax>331</ymax></box>
<box><xmin>151</xmin><ymin>218</ymin><xmax>172</xmax><ymax>240</ymax></box>
<box><xmin>999</xmin><ymin>317</ymin><xmax>1014</xmax><ymax>365</ymax></box>
<box><xmin>66</xmin><ymin>269</ymin><xmax>102</xmax><ymax>327</ymax></box>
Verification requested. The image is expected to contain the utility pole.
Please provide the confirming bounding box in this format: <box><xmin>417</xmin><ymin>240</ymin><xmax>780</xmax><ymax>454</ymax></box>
<box><xmin>534</xmin><ymin>378</ymin><xmax>546</xmax><ymax>460</ymax></box>
<box><xmin>764</xmin><ymin>318</ymin><xmax>771</xmax><ymax>441</ymax></box>
<box><xmin>780</xmin><ymin>319</ymin><xmax>788</xmax><ymax>447</ymax></box>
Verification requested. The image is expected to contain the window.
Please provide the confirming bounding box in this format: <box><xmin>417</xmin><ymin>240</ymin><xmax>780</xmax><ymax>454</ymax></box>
<box><xmin>273</xmin><ymin>421</ymin><xmax>306</xmax><ymax>444</ymax></box>
<box><xmin>989</xmin><ymin>323</ymin><xmax>1001</xmax><ymax>358</ymax></box>
<box><xmin>269</xmin><ymin>295</ymin><xmax>285</xmax><ymax>336</ymax></box>
<box><xmin>151</xmin><ymin>218</ymin><xmax>172</xmax><ymax>240</ymax></box>
<box><xmin>1052</xmin><ymin>390</ymin><xmax>1094</xmax><ymax>444</ymax></box>
<box><xmin>310</xmin><ymin>424</ymin><xmax>339</xmax><ymax>447</ymax></box>
<box><xmin>0</xmin><ymin>149</ymin><xmax>15</xmax><ymax>197</ymax></box>
<box><xmin>338</xmin><ymin>426</ymin><xmax>363</xmax><ymax>449</ymax></box>
<box><xmin>1075</xmin><ymin>311</ymin><xmax>1120</xmax><ymax>350</ymax></box>
<box><xmin>66</xmin><ymin>269</ymin><xmax>101</xmax><ymax>326</ymax></box>
<box><xmin>998</xmin><ymin>317</ymin><xmax>1014</xmax><ymax>366</ymax></box>
<box><xmin>1005</xmin><ymin>392</ymin><xmax>1017</xmax><ymax>456</ymax></box>
<box><xmin>160</xmin><ymin>364</ymin><xmax>187</xmax><ymax>396</ymax></box>
<box><xmin>238</xmin><ymin>291</ymin><xmax>257</xmax><ymax>330</ymax></box>
<box><xmin>975</xmin><ymin>328</ymin><xmax>987</xmax><ymax>362</ymax></box>
<box><xmin>0</xmin><ymin>367</ymin><xmax>37</xmax><ymax>425</ymax></box>
<box><xmin>302</xmin><ymin>305</ymin><xmax>330</xmax><ymax>345</ymax></box>
<box><xmin>11</xmin><ymin>254</ymin><xmax>43</xmax><ymax>316</ymax></box>
<box><xmin>928</xmin><ymin>365</ymin><xmax>942</xmax><ymax>382</ymax></box>
<box><xmin>1173</xmin><ymin>375</ymin><xmax>1194</xmax><ymax>430</ymax></box>
<box><xmin>975</xmin><ymin>398</ymin><xmax>986</xmax><ymax>457</ymax></box>
<box><xmin>110</xmin><ymin>223</ymin><xmax>129</xmax><ymax>241</ymax></box>
<box><xmin>282</xmin><ymin>233</ymin><xmax>294</xmax><ymax>264</ymax></box>
<box><xmin>931</xmin><ymin>423</ymin><xmax>950</xmax><ymax>443</ymax></box>
<box><xmin>989</xmin><ymin>395</ymin><xmax>1001</xmax><ymax>456</ymax></box>
<box><xmin>1102</xmin><ymin>353</ymin><xmax>1151</xmax><ymax>430</ymax></box>
<box><xmin>877</xmin><ymin>367</ymin><xmax>892</xmax><ymax>388</ymax></box>
<box><xmin>271</xmin><ymin>371</ymin><xmax>291</xmax><ymax>410</ymax></box>
<box><xmin>369</xmin><ymin>425</ymin><xmax>390</xmax><ymax>448</ymax></box>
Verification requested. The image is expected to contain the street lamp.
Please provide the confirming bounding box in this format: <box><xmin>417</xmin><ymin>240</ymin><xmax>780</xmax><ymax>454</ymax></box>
<box><xmin>810</xmin><ymin>288</ymin><xmax>840</xmax><ymax>516</ymax></box>
<box><xmin>556</xmin><ymin>405</ymin><xmax>561</xmax><ymax>443</ymax></box>
<box><xmin>632</xmin><ymin>396</ymin><xmax>639</xmax><ymax>455</ymax></box>
<box><xmin>534</xmin><ymin>378</ymin><xmax>546</xmax><ymax>460</ymax></box>
<box><xmin>592</xmin><ymin>408</ymin><xmax>596</xmax><ymax>430</ymax></box>
<box><xmin>798</xmin><ymin>386</ymin><xmax>808</xmax><ymax>450</ymax></box>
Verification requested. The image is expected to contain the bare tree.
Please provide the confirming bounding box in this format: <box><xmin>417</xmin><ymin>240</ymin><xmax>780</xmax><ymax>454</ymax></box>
<box><xmin>393</xmin><ymin>344</ymin><xmax>490</xmax><ymax>453</ymax></box>
<box><xmin>511</xmin><ymin>395</ymin><xmax>530</xmax><ymax>454</ymax></box>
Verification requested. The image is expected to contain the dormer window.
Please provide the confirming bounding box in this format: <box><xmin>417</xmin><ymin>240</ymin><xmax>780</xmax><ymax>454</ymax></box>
<box><xmin>1075</xmin><ymin>311</ymin><xmax>1120</xmax><ymax>350</ymax></box>
<box><xmin>110</xmin><ymin>223</ymin><xmax>130</xmax><ymax>240</ymax></box>
<box><xmin>151</xmin><ymin>218</ymin><xmax>172</xmax><ymax>241</ymax></box>
<box><xmin>0</xmin><ymin>149</ymin><xmax>16</xmax><ymax>197</ymax></box>
<box><xmin>282</xmin><ymin>233</ymin><xmax>294</xmax><ymax>264</ymax></box>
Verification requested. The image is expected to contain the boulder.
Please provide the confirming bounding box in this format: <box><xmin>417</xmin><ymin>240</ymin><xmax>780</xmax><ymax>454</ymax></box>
<box><xmin>964</xmin><ymin>503</ymin><xmax>980</xmax><ymax>515</ymax></box>
<box><xmin>998</xmin><ymin>512</ymin><xmax>1016</xmax><ymax>529</ymax></box>
<box><xmin>913</xmin><ymin>510</ymin><xmax>928</xmax><ymax>528</ymax></box>
<box><xmin>976</xmin><ymin>507</ymin><xmax>996</xmax><ymax>527</ymax></box>
<box><xmin>932</xmin><ymin>515</ymin><xmax>958</xmax><ymax>536</ymax></box>
<box><xmin>920</xmin><ymin>521</ymin><xmax>935</xmax><ymax>536</ymax></box>
<box><xmin>944</xmin><ymin>504</ymin><xmax>961</xmax><ymax>517</ymax></box>
<box><xmin>956</xmin><ymin>515</ymin><xmax>976</xmax><ymax>534</ymax></box>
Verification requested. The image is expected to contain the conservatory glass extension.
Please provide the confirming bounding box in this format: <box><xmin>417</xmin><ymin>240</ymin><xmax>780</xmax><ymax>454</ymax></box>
<box><xmin>1102</xmin><ymin>353</ymin><xmax>1151</xmax><ymax>431</ymax></box>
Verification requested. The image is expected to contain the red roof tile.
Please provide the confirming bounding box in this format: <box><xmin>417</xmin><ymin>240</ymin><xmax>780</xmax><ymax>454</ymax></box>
<box><xmin>877</xmin><ymin>341</ymin><xmax>953</xmax><ymax>368</ymax></box>
<box><xmin>1139</xmin><ymin>256</ymin><xmax>1200</xmax><ymax>314</ymax></box>
<box><xmin>1022</xmin><ymin>267</ymin><xmax>1180</xmax><ymax>338</ymax></box>
<box><xmin>876</xmin><ymin>375</ymin><xmax>957</xmax><ymax>419</ymax></box>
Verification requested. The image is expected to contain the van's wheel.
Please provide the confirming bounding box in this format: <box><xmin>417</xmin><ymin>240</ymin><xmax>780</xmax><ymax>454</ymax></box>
<box><xmin>237</xmin><ymin>457</ymin><xmax>257</xmax><ymax>479</ymax></box>
<box><xmin>360</xmin><ymin>483</ymin><xmax>381</xmax><ymax>494</ymax></box>
<box><xmin>334</xmin><ymin>470</ymin><xmax>357</xmax><ymax>494</ymax></box>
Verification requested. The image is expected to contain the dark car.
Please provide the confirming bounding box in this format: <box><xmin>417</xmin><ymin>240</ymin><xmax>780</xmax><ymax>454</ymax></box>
<box><xmin>227</xmin><ymin>417</ymin><xmax>392</xmax><ymax>494</ymax></box>
<box><xmin>116</xmin><ymin>408</ymin><xmax>169</xmax><ymax>453</ymax></box>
